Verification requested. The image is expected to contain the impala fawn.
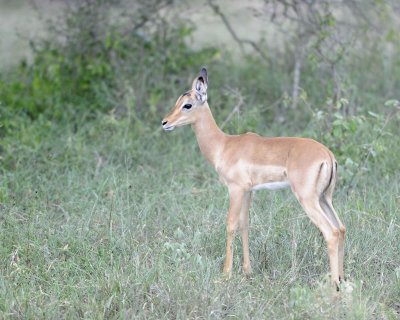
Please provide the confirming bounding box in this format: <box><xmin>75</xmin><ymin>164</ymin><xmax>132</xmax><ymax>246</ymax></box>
<box><xmin>162</xmin><ymin>68</ymin><xmax>346</xmax><ymax>288</ymax></box>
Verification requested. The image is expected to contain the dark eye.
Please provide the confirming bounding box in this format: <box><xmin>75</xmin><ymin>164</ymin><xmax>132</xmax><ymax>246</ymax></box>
<box><xmin>183</xmin><ymin>104</ymin><xmax>192</xmax><ymax>110</ymax></box>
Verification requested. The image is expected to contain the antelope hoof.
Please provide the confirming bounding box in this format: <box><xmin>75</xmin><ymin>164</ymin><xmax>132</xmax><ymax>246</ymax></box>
<box><xmin>243</xmin><ymin>264</ymin><xmax>252</xmax><ymax>275</ymax></box>
<box><xmin>223</xmin><ymin>268</ymin><xmax>232</xmax><ymax>280</ymax></box>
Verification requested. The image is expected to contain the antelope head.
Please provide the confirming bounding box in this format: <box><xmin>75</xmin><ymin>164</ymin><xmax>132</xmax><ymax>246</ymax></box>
<box><xmin>161</xmin><ymin>68</ymin><xmax>208</xmax><ymax>131</ymax></box>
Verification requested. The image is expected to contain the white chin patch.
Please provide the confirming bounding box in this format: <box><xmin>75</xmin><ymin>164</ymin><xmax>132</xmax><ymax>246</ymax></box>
<box><xmin>163</xmin><ymin>126</ymin><xmax>175</xmax><ymax>131</ymax></box>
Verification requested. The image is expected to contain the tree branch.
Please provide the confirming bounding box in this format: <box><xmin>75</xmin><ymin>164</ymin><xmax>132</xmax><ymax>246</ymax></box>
<box><xmin>220</xmin><ymin>88</ymin><xmax>244</xmax><ymax>130</ymax></box>
<box><xmin>207</xmin><ymin>0</ymin><xmax>271</xmax><ymax>65</ymax></box>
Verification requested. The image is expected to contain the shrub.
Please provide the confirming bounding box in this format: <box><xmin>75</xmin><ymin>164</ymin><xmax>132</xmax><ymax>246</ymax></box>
<box><xmin>0</xmin><ymin>0</ymin><xmax>217</xmax><ymax>128</ymax></box>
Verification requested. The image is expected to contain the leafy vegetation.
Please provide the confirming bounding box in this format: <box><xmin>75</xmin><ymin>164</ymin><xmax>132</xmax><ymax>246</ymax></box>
<box><xmin>0</xmin><ymin>0</ymin><xmax>399</xmax><ymax>318</ymax></box>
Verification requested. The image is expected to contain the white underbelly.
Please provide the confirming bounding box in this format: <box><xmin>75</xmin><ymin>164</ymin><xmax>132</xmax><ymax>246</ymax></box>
<box><xmin>252</xmin><ymin>181</ymin><xmax>290</xmax><ymax>191</ymax></box>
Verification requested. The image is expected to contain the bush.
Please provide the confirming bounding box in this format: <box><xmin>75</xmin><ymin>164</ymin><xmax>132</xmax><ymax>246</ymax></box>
<box><xmin>0</xmin><ymin>0</ymin><xmax>217</xmax><ymax>129</ymax></box>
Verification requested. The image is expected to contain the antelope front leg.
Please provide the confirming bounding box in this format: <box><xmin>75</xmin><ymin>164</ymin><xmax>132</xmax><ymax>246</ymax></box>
<box><xmin>240</xmin><ymin>191</ymin><xmax>252</xmax><ymax>274</ymax></box>
<box><xmin>223</xmin><ymin>186</ymin><xmax>245</xmax><ymax>278</ymax></box>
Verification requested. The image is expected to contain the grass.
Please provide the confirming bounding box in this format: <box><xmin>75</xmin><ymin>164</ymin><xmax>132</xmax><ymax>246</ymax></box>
<box><xmin>0</xmin><ymin>116</ymin><xmax>399</xmax><ymax>319</ymax></box>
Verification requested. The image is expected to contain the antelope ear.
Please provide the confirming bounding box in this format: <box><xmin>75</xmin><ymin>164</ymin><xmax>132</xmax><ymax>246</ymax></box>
<box><xmin>192</xmin><ymin>68</ymin><xmax>208</xmax><ymax>103</ymax></box>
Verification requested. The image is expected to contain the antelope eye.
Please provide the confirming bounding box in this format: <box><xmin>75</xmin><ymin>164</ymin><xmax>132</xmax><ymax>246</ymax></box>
<box><xmin>183</xmin><ymin>104</ymin><xmax>192</xmax><ymax>110</ymax></box>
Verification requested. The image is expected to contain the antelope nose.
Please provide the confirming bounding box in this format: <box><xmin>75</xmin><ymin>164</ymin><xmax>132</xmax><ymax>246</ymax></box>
<box><xmin>162</xmin><ymin>120</ymin><xmax>168</xmax><ymax>126</ymax></box>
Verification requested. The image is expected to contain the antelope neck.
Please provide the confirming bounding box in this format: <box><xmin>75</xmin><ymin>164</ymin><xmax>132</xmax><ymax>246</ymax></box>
<box><xmin>192</xmin><ymin>104</ymin><xmax>226</xmax><ymax>167</ymax></box>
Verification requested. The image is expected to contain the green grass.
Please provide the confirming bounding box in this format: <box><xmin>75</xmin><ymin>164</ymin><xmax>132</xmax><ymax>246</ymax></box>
<box><xmin>0</xmin><ymin>118</ymin><xmax>399</xmax><ymax>319</ymax></box>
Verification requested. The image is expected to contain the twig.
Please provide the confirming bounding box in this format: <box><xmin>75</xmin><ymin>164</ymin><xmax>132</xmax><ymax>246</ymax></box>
<box><xmin>206</xmin><ymin>0</ymin><xmax>271</xmax><ymax>65</ymax></box>
<box><xmin>291</xmin><ymin>46</ymin><xmax>304</xmax><ymax>109</ymax></box>
<box><xmin>220</xmin><ymin>88</ymin><xmax>244</xmax><ymax>130</ymax></box>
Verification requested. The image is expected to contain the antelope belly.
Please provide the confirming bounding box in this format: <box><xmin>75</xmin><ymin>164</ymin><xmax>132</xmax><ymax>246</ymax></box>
<box><xmin>252</xmin><ymin>181</ymin><xmax>290</xmax><ymax>191</ymax></box>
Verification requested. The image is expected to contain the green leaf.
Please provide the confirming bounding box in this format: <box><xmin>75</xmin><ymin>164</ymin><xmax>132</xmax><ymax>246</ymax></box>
<box><xmin>332</xmin><ymin>126</ymin><xmax>342</xmax><ymax>138</ymax></box>
<box><xmin>384</xmin><ymin>99</ymin><xmax>399</xmax><ymax>108</ymax></box>
<box><xmin>367</xmin><ymin>111</ymin><xmax>379</xmax><ymax>118</ymax></box>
